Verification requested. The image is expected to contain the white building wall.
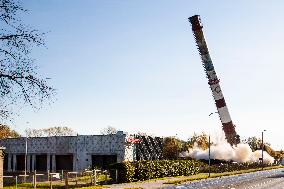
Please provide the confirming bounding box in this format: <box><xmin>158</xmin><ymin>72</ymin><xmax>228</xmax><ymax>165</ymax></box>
<box><xmin>0</xmin><ymin>133</ymin><xmax>133</xmax><ymax>172</ymax></box>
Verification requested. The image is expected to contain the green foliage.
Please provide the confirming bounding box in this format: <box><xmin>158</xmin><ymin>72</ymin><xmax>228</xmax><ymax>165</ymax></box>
<box><xmin>110</xmin><ymin>160</ymin><xmax>200</xmax><ymax>183</ymax></box>
<box><xmin>242</xmin><ymin>137</ymin><xmax>261</xmax><ymax>151</ymax></box>
<box><xmin>162</xmin><ymin>133</ymin><xmax>210</xmax><ymax>160</ymax></box>
<box><xmin>0</xmin><ymin>124</ymin><xmax>20</xmax><ymax>139</ymax></box>
<box><xmin>200</xmin><ymin>162</ymin><xmax>275</xmax><ymax>173</ymax></box>
<box><xmin>162</xmin><ymin>137</ymin><xmax>184</xmax><ymax>160</ymax></box>
<box><xmin>110</xmin><ymin>161</ymin><xmax>136</xmax><ymax>182</ymax></box>
<box><xmin>242</xmin><ymin>136</ymin><xmax>271</xmax><ymax>152</ymax></box>
<box><xmin>188</xmin><ymin>132</ymin><xmax>209</xmax><ymax>150</ymax></box>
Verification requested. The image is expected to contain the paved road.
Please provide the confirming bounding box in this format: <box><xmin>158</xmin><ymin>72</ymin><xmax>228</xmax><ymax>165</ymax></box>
<box><xmin>165</xmin><ymin>169</ymin><xmax>284</xmax><ymax>189</ymax></box>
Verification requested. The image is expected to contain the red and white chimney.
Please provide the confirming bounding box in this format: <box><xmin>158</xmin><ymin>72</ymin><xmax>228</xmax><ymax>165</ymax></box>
<box><xmin>188</xmin><ymin>15</ymin><xmax>238</xmax><ymax>145</ymax></box>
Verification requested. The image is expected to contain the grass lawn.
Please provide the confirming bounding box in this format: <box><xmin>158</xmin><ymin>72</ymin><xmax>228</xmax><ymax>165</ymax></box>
<box><xmin>4</xmin><ymin>183</ymin><xmax>108</xmax><ymax>189</ymax></box>
<box><xmin>3</xmin><ymin>174</ymin><xmax>109</xmax><ymax>189</ymax></box>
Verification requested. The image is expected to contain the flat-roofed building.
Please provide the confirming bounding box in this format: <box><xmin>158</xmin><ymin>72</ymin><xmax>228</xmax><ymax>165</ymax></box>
<box><xmin>0</xmin><ymin>131</ymin><xmax>134</xmax><ymax>172</ymax></box>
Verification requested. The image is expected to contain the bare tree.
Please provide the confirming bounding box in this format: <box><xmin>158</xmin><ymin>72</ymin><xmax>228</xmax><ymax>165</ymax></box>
<box><xmin>43</xmin><ymin>126</ymin><xmax>76</xmax><ymax>137</ymax></box>
<box><xmin>0</xmin><ymin>0</ymin><xmax>54</xmax><ymax>120</ymax></box>
<box><xmin>25</xmin><ymin>127</ymin><xmax>44</xmax><ymax>137</ymax></box>
<box><xmin>25</xmin><ymin>126</ymin><xmax>76</xmax><ymax>137</ymax></box>
<box><xmin>100</xmin><ymin>126</ymin><xmax>118</xmax><ymax>135</ymax></box>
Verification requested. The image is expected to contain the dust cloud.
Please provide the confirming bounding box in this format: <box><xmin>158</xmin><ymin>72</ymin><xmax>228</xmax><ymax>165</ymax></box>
<box><xmin>181</xmin><ymin>133</ymin><xmax>274</xmax><ymax>164</ymax></box>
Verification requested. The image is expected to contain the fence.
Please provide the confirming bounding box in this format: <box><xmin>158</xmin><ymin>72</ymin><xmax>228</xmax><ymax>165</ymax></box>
<box><xmin>3</xmin><ymin>169</ymin><xmax>107</xmax><ymax>188</ymax></box>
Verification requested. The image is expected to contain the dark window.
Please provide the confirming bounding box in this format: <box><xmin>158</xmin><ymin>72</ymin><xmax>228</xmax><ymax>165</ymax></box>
<box><xmin>30</xmin><ymin>156</ymin><xmax>32</xmax><ymax>171</ymax></box>
<box><xmin>92</xmin><ymin>155</ymin><xmax>117</xmax><ymax>170</ymax></box>
<box><xmin>50</xmin><ymin>155</ymin><xmax>52</xmax><ymax>171</ymax></box>
<box><xmin>56</xmin><ymin>155</ymin><xmax>73</xmax><ymax>171</ymax></box>
<box><xmin>36</xmin><ymin>155</ymin><xmax>47</xmax><ymax>171</ymax></box>
<box><xmin>16</xmin><ymin>155</ymin><xmax>25</xmax><ymax>171</ymax></box>
<box><xmin>3</xmin><ymin>153</ymin><xmax>8</xmax><ymax>171</ymax></box>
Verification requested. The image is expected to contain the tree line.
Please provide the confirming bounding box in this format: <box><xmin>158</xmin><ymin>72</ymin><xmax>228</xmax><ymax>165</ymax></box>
<box><xmin>1</xmin><ymin>124</ymin><xmax>283</xmax><ymax>161</ymax></box>
<box><xmin>162</xmin><ymin>132</ymin><xmax>284</xmax><ymax>162</ymax></box>
<box><xmin>0</xmin><ymin>124</ymin><xmax>76</xmax><ymax>139</ymax></box>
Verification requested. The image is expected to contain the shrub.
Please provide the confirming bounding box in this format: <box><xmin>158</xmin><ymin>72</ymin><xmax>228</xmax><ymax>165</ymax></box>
<box><xmin>199</xmin><ymin>161</ymin><xmax>275</xmax><ymax>173</ymax></box>
<box><xmin>109</xmin><ymin>161</ymin><xmax>135</xmax><ymax>183</ymax></box>
<box><xmin>110</xmin><ymin>160</ymin><xmax>200</xmax><ymax>183</ymax></box>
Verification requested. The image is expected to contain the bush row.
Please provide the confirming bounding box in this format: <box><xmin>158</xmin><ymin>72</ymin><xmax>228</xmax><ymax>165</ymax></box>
<box><xmin>110</xmin><ymin>160</ymin><xmax>200</xmax><ymax>183</ymax></box>
<box><xmin>198</xmin><ymin>161</ymin><xmax>275</xmax><ymax>173</ymax></box>
<box><xmin>109</xmin><ymin>160</ymin><xmax>276</xmax><ymax>183</ymax></box>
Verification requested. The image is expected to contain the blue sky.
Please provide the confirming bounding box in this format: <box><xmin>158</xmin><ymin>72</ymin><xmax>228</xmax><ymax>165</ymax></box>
<box><xmin>12</xmin><ymin>1</ymin><xmax>284</xmax><ymax>149</ymax></box>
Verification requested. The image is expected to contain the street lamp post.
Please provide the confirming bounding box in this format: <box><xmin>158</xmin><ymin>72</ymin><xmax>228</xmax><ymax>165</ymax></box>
<box><xmin>261</xmin><ymin>130</ymin><xmax>266</xmax><ymax>170</ymax></box>
<box><xmin>24</xmin><ymin>122</ymin><xmax>29</xmax><ymax>182</ymax></box>
<box><xmin>24</xmin><ymin>135</ymin><xmax>27</xmax><ymax>182</ymax></box>
<box><xmin>208</xmin><ymin>134</ymin><xmax>211</xmax><ymax>177</ymax></box>
<box><xmin>208</xmin><ymin>112</ymin><xmax>217</xmax><ymax>178</ymax></box>
<box><xmin>175</xmin><ymin>134</ymin><xmax>178</xmax><ymax>160</ymax></box>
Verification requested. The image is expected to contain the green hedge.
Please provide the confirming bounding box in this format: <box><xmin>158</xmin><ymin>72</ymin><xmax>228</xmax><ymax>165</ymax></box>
<box><xmin>110</xmin><ymin>160</ymin><xmax>200</xmax><ymax>183</ymax></box>
<box><xmin>110</xmin><ymin>160</ymin><xmax>276</xmax><ymax>183</ymax></box>
<box><xmin>200</xmin><ymin>162</ymin><xmax>275</xmax><ymax>173</ymax></box>
<box><xmin>109</xmin><ymin>161</ymin><xmax>135</xmax><ymax>182</ymax></box>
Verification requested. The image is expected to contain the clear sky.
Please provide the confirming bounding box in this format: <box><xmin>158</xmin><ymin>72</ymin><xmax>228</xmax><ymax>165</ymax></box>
<box><xmin>11</xmin><ymin>1</ymin><xmax>284</xmax><ymax>150</ymax></box>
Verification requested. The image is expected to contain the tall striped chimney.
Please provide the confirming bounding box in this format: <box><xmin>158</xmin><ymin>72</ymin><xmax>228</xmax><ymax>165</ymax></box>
<box><xmin>188</xmin><ymin>15</ymin><xmax>238</xmax><ymax>145</ymax></box>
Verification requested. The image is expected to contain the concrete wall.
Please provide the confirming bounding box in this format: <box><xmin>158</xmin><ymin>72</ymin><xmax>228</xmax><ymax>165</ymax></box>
<box><xmin>0</xmin><ymin>133</ymin><xmax>133</xmax><ymax>172</ymax></box>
